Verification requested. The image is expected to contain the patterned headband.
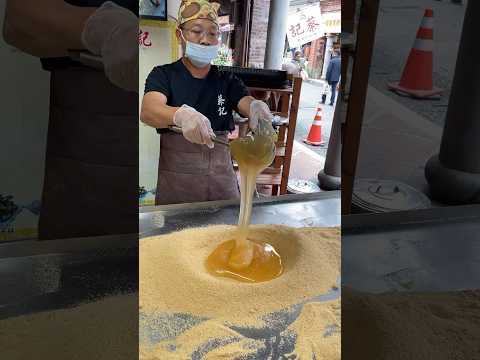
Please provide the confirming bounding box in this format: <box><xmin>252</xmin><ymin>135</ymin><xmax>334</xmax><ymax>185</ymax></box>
<box><xmin>177</xmin><ymin>0</ymin><xmax>221</xmax><ymax>27</ymax></box>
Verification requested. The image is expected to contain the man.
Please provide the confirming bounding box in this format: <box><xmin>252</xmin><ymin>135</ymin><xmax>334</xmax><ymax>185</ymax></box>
<box><xmin>283</xmin><ymin>50</ymin><xmax>308</xmax><ymax>80</ymax></box>
<box><xmin>140</xmin><ymin>0</ymin><xmax>273</xmax><ymax>205</ymax></box>
<box><xmin>326</xmin><ymin>49</ymin><xmax>341</xmax><ymax>106</ymax></box>
<box><xmin>3</xmin><ymin>1</ymin><xmax>138</xmax><ymax>239</ymax></box>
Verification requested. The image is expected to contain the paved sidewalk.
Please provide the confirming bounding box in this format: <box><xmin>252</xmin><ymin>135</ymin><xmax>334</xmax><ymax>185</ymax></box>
<box><xmin>289</xmin><ymin>140</ymin><xmax>326</xmax><ymax>184</ymax></box>
<box><xmin>356</xmin><ymin>85</ymin><xmax>443</xmax><ymax>198</ymax></box>
<box><xmin>285</xmin><ymin>82</ymin><xmax>445</xmax><ymax>200</ymax></box>
<box><xmin>287</xmin><ymin>78</ymin><xmax>336</xmax><ymax>192</ymax></box>
<box><xmin>369</xmin><ymin>0</ymin><xmax>466</xmax><ymax>126</ymax></box>
<box><xmin>295</xmin><ymin>79</ymin><xmax>336</xmax><ymax>158</ymax></box>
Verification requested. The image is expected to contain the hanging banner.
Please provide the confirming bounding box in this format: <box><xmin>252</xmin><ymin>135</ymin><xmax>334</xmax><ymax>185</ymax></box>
<box><xmin>287</xmin><ymin>4</ymin><xmax>324</xmax><ymax>48</ymax></box>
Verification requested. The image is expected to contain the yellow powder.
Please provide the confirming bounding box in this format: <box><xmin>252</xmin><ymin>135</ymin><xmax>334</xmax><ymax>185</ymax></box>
<box><xmin>0</xmin><ymin>295</ymin><xmax>137</xmax><ymax>359</ymax></box>
<box><xmin>140</xmin><ymin>225</ymin><xmax>340</xmax><ymax>359</ymax></box>
<box><xmin>142</xmin><ymin>299</ymin><xmax>340</xmax><ymax>360</ymax></box>
<box><xmin>342</xmin><ymin>288</ymin><xmax>480</xmax><ymax>360</ymax></box>
<box><xmin>284</xmin><ymin>301</ymin><xmax>341</xmax><ymax>360</ymax></box>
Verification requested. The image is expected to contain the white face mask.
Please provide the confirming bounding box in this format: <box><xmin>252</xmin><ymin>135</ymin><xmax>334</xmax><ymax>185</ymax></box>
<box><xmin>181</xmin><ymin>31</ymin><xmax>219</xmax><ymax>68</ymax></box>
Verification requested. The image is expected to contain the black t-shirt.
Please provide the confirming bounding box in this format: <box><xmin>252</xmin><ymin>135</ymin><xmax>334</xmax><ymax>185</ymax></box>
<box><xmin>41</xmin><ymin>0</ymin><xmax>138</xmax><ymax>71</ymax></box>
<box><xmin>144</xmin><ymin>60</ymin><xmax>250</xmax><ymax>133</ymax></box>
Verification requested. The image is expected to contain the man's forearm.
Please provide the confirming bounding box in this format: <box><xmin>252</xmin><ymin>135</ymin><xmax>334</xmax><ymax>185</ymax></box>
<box><xmin>140</xmin><ymin>103</ymin><xmax>179</xmax><ymax>129</ymax></box>
<box><xmin>237</xmin><ymin>96</ymin><xmax>255</xmax><ymax>118</ymax></box>
<box><xmin>3</xmin><ymin>0</ymin><xmax>95</xmax><ymax>57</ymax></box>
<box><xmin>3</xmin><ymin>20</ymin><xmax>69</xmax><ymax>57</ymax></box>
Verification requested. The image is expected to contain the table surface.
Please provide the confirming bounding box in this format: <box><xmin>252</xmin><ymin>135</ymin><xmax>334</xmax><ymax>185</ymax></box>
<box><xmin>140</xmin><ymin>191</ymin><xmax>341</xmax><ymax>239</ymax></box>
<box><xmin>342</xmin><ymin>204</ymin><xmax>480</xmax><ymax>293</ymax></box>
<box><xmin>0</xmin><ymin>192</ymin><xmax>340</xmax><ymax>319</ymax></box>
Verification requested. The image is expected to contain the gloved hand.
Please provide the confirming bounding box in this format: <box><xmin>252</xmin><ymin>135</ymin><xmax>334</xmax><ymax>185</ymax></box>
<box><xmin>249</xmin><ymin>100</ymin><xmax>273</xmax><ymax>131</ymax></box>
<box><xmin>81</xmin><ymin>1</ymin><xmax>138</xmax><ymax>92</ymax></box>
<box><xmin>173</xmin><ymin>105</ymin><xmax>215</xmax><ymax>148</ymax></box>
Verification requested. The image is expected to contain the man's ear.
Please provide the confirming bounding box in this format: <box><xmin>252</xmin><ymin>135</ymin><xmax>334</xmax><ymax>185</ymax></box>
<box><xmin>176</xmin><ymin>28</ymin><xmax>186</xmax><ymax>47</ymax></box>
<box><xmin>176</xmin><ymin>28</ymin><xmax>185</xmax><ymax>57</ymax></box>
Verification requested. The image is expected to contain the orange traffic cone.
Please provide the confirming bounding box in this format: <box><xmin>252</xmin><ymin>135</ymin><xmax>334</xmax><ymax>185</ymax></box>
<box><xmin>388</xmin><ymin>9</ymin><xmax>443</xmax><ymax>98</ymax></box>
<box><xmin>304</xmin><ymin>108</ymin><xmax>324</xmax><ymax>146</ymax></box>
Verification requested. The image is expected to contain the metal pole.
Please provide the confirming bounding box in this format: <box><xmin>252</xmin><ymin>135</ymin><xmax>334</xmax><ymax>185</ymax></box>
<box><xmin>425</xmin><ymin>0</ymin><xmax>480</xmax><ymax>204</ymax></box>
<box><xmin>264</xmin><ymin>0</ymin><xmax>289</xmax><ymax>70</ymax></box>
<box><xmin>318</xmin><ymin>98</ymin><xmax>342</xmax><ymax>190</ymax></box>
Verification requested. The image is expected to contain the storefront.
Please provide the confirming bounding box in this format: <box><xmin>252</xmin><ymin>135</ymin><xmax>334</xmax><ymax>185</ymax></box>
<box><xmin>286</xmin><ymin>0</ymin><xmax>341</xmax><ymax>79</ymax></box>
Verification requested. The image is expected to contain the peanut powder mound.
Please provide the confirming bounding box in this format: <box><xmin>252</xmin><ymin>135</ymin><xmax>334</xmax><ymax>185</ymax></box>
<box><xmin>342</xmin><ymin>288</ymin><xmax>480</xmax><ymax>360</ymax></box>
<box><xmin>139</xmin><ymin>225</ymin><xmax>340</xmax><ymax>359</ymax></box>
<box><xmin>0</xmin><ymin>295</ymin><xmax>137</xmax><ymax>359</ymax></box>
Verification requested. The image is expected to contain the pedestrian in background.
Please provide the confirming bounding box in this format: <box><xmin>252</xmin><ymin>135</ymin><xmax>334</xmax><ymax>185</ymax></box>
<box><xmin>283</xmin><ymin>50</ymin><xmax>308</xmax><ymax>80</ymax></box>
<box><xmin>325</xmin><ymin>49</ymin><xmax>341</xmax><ymax>106</ymax></box>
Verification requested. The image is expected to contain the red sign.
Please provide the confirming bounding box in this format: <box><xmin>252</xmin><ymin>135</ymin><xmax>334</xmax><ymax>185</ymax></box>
<box><xmin>139</xmin><ymin>30</ymin><xmax>152</xmax><ymax>47</ymax></box>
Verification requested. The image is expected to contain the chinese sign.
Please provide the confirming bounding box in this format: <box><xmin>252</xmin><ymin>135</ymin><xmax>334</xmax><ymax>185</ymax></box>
<box><xmin>287</xmin><ymin>4</ymin><xmax>324</xmax><ymax>48</ymax></box>
<box><xmin>322</xmin><ymin>11</ymin><xmax>341</xmax><ymax>34</ymax></box>
<box><xmin>139</xmin><ymin>29</ymin><xmax>153</xmax><ymax>47</ymax></box>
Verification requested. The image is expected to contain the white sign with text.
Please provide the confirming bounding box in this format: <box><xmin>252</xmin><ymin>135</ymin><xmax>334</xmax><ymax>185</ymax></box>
<box><xmin>287</xmin><ymin>4</ymin><xmax>324</xmax><ymax>48</ymax></box>
<box><xmin>322</xmin><ymin>11</ymin><xmax>341</xmax><ymax>34</ymax></box>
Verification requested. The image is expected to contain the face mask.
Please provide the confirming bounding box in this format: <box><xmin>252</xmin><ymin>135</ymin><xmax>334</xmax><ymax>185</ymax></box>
<box><xmin>181</xmin><ymin>31</ymin><xmax>219</xmax><ymax>68</ymax></box>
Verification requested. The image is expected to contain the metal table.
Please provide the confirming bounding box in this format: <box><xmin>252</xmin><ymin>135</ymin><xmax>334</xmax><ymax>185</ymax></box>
<box><xmin>342</xmin><ymin>204</ymin><xmax>480</xmax><ymax>293</ymax></box>
<box><xmin>0</xmin><ymin>192</ymin><xmax>340</xmax><ymax>319</ymax></box>
<box><xmin>140</xmin><ymin>191</ymin><xmax>341</xmax><ymax>238</ymax></box>
<box><xmin>0</xmin><ymin>233</ymin><xmax>138</xmax><ymax>320</ymax></box>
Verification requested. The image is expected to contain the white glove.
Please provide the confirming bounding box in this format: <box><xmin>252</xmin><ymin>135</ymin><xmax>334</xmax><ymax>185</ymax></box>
<box><xmin>249</xmin><ymin>100</ymin><xmax>273</xmax><ymax>131</ymax></box>
<box><xmin>81</xmin><ymin>2</ymin><xmax>138</xmax><ymax>92</ymax></box>
<box><xmin>173</xmin><ymin>105</ymin><xmax>215</xmax><ymax>148</ymax></box>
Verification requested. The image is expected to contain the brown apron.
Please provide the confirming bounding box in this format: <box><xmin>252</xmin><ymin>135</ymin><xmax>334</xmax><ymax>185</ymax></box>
<box><xmin>155</xmin><ymin>132</ymin><xmax>240</xmax><ymax>205</ymax></box>
<box><xmin>38</xmin><ymin>67</ymin><xmax>138</xmax><ymax>240</ymax></box>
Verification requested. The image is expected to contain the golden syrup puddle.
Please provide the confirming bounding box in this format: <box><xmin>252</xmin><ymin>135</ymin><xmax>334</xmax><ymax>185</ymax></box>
<box><xmin>205</xmin><ymin>239</ymin><xmax>283</xmax><ymax>283</ymax></box>
<box><xmin>205</xmin><ymin>129</ymin><xmax>283</xmax><ymax>283</ymax></box>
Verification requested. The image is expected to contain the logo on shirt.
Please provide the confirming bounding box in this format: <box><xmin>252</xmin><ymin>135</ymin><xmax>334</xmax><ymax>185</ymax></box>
<box><xmin>217</xmin><ymin>94</ymin><xmax>227</xmax><ymax>116</ymax></box>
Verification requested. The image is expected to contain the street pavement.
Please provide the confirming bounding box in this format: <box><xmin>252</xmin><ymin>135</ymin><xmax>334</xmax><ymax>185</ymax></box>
<box><xmin>357</xmin><ymin>85</ymin><xmax>442</xmax><ymax>198</ymax></box>
<box><xmin>369</xmin><ymin>0</ymin><xmax>466</xmax><ymax>126</ymax></box>
<box><xmin>287</xmin><ymin>1</ymin><xmax>467</xmax><ymax>199</ymax></box>
<box><xmin>294</xmin><ymin>80</ymin><xmax>336</xmax><ymax>157</ymax></box>
<box><xmin>352</xmin><ymin>0</ymin><xmax>468</xmax><ymax>207</ymax></box>
<box><xmin>287</xmin><ymin>79</ymin><xmax>337</xmax><ymax>188</ymax></box>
